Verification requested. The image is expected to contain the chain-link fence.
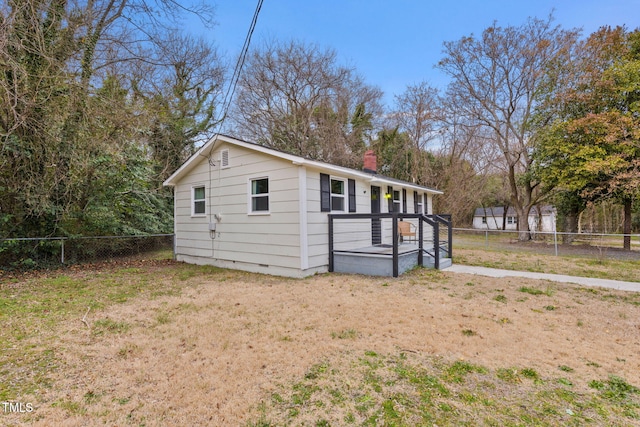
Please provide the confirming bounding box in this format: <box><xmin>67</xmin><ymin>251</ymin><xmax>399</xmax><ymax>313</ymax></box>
<box><xmin>454</xmin><ymin>228</ymin><xmax>640</xmax><ymax>260</ymax></box>
<box><xmin>0</xmin><ymin>234</ymin><xmax>174</xmax><ymax>270</ymax></box>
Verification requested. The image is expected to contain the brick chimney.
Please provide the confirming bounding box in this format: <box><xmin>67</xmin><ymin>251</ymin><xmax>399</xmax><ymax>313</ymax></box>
<box><xmin>363</xmin><ymin>150</ymin><xmax>377</xmax><ymax>174</ymax></box>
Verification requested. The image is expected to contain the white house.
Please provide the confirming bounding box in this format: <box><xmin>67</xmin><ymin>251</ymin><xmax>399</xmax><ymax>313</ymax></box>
<box><xmin>163</xmin><ymin>134</ymin><xmax>443</xmax><ymax>278</ymax></box>
<box><xmin>472</xmin><ymin>206</ymin><xmax>557</xmax><ymax>232</ymax></box>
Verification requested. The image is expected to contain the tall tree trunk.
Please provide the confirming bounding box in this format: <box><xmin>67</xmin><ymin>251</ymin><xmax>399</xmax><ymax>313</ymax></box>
<box><xmin>562</xmin><ymin>210</ymin><xmax>579</xmax><ymax>244</ymax></box>
<box><xmin>514</xmin><ymin>205</ymin><xmax>532</xmax><ymax>241</ymax></box>
<box><xmin>501</xmin><ymin>205</ymin><xmax>508</xmax><ymax>231</ymax></box>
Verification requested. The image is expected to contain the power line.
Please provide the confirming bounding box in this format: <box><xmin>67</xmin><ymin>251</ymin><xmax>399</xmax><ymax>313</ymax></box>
<box><xmin>213</xmin><ymin>0</ymin><xmax>263</xmax><ymax>136</ymax></box>
<box><xmin>206</xmin><ymin>0</ymin><xmax>263</xmax><ymax>231</ymax></box>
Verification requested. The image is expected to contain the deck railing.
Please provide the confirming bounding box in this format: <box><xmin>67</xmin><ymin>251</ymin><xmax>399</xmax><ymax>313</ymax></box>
<box><xmin>426</xmin><ymin>214</ymin><xmax>453</xmax><ymax>261</ymax></box>
<box><xmin>328</xmin><ymin>212</ymin><xmax>452</xmax><ymax>276</ymax></box>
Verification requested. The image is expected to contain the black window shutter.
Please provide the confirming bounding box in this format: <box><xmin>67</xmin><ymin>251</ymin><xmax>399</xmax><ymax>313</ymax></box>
<box><xmin>413</xmin><ymin>191</ymin><xmax>419</xmax><ymax>213</ymax></box>
<box><xmin>348</xmin><ymin>179</ymin><xmax>356</xmax><ymax>212</ymax></box>
<box><xmin>387</xmin><ymin>186</ymin><xmax>393</xmax><ymax>213</ymax></box>
<box><xmin>402</xmin><ymin>189</ymin><xmax>407</xmax><ymax>213</ymax></box>
<box><xmin>320</xmin><ymin>173</ymin><xmax>331</xmax><ymax>212</ymax></box>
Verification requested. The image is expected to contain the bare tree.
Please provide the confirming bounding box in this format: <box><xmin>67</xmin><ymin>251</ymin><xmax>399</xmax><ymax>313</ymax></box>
<box><xmin>437</xmin><ymin>16</ymin><xmax>579</xmax><ymax>240</ymax></box>
<box><xmin>133</xmin><ymin>31</ymin><xmax>226</xmax><ymax>184</ymax></box>
<box><xmin>424</xmin><ymin>99</ymin><xmax>504</xmax><ymax>224</ymax></box>
<box><xmin>232</xmin><ymin>40</ymin><xmax>383</xmax><ymax>168</ymax></box>
<box><xmin>388</xmin><ymin>81</ymin><xmax>441</xmax><ymax>183</ymax></box>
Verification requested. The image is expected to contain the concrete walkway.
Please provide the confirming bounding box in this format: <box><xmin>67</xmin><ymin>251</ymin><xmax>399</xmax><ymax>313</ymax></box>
<box><xmin>444</xmin><ymin>264</ymin><xmax>640</xmax><ymax>292</ymax></box>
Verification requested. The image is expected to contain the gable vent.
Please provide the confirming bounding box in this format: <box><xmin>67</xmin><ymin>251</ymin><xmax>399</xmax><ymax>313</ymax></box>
<box><xmin>221</xmin><ymin>149</ymin><xmax>230</xmax><ymax>168</ymax></box>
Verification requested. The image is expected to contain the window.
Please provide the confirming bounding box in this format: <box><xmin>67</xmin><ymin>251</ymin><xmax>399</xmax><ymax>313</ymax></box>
<box><xmin>192</xmin><ymin>186</ymin><xmax>206</xmax><ymax>216</ymax></box>
<box><xmin>330</xmin><ymin>178</ymin><xmax>345</xmax><ymax>211</ymax></box>
<box><xmin>250</xmin><ymin>178</ymin><xmax>269</xmax><ymax>213</ymax></box>
<box><xmin>393</xmin><ymin>190</ymin><xmax>401</xmax><ymax>213</ymax></box>
<box><xmin>507</xmin><ymin>216</ymin><xmax>517</xmax><ymax>225</ymax></box>
<box><xmin>416</xmin><ymin>192</ymin><xmax>424</xmax><ymax>214</ymax></box>
<box><xmin>402</xmin><ymin>189</ymin><xmax>407</xmax><ymax>213</ymax></box>
<box><xmin>321</xmin><ymin>174</ymin><xmax>354</xmax><ymax>212</ymax></box>
<box><xmin>482</xmin><ymin>216</ymin><xmax>487</xmax><ymax>224</ymax></box>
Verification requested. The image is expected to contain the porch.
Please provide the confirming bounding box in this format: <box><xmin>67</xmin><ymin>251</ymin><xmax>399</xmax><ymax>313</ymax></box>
<box><xmin>328</xmin><ymin>213</ymin><xmax>453</xmax><ymax>277</ymax></box>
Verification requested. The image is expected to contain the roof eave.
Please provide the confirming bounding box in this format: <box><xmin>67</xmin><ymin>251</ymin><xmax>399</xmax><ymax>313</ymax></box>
<box><xmin>162</xmin><ymin>134</ymin><xmax>443</xmax><ymax>194</ymax></box>
<box><xmin>162</xmin><ymin>135</ymin><xmax>223</xmax><ymax>187</ymax></box>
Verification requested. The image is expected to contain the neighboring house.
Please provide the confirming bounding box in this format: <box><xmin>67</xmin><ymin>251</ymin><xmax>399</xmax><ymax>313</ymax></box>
<box><xmin>472</xmin><ymin>206</ymin><xmax>557</xmax><ymax>232</ymax></box>
<box><xmin>163</xmin><ymin>134</ymin><xmax>443</xmax><ymax>278</ymax></box>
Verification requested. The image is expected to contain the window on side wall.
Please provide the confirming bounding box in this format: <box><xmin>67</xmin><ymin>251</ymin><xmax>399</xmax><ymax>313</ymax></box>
<box><xmin>330</xmin><ymin>178</ymin><xmax>345</xmax><ymax>211</ymax></box>
<box><xmin>417</xmin><ymin>194</ymin><xmax>424</xmax><ymax>214</ymax></box>
<box><xmin>507</xmin><ymin>216</ymin><xmax>517</xmax><ymax>225</ymax></box>
<box><xmin>250</xmin><ymin>177</ymin><xmax>269</xmax><ymax>213</ymax></box>
<box><xmin>192</xmin><ymin>186</ymin><xmax>206</xmax><ymax>216</ymax></box>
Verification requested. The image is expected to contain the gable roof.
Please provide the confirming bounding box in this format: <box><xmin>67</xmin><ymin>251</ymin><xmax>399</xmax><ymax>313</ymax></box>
<box><xmin>163</xmin><ymin>134</ymin><xmax>443</xmax><ymax>195</ymax></box>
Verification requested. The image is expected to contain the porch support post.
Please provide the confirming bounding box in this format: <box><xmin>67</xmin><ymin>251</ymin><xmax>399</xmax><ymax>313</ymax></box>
<box><xmin>392</xmin><ymin>212</ymin><xmax>399</xmax><ymax>277</ymax></box>
<box><xmin>433</xmin><ymin>222</ymin><xmax>440</xmax><ymax>270</ymax></box>
<box><xmin>418</xmin><ymin>217</ymin><xmax>424</xmax><ymax>266</ymax></box>
<box><xmin>328</xmin><ymin>215</ymin><xmax>334</xmax><ymax>272</ymax></box>
<box><xmin>447</xmin><ymin>217</ymin><xmax>453</xmax><ymax>259</ymax></box>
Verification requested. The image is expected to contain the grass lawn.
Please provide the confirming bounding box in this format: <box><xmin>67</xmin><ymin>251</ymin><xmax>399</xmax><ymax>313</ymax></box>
<box><xmin>1</xmin><ymin>255</ymin><xmax>639</xmax><ymax>426</ymax></box>
<box><xmin>453</xmin><ymin>240</ymin><xmax>640</xmax><ymax>282</ymax></box>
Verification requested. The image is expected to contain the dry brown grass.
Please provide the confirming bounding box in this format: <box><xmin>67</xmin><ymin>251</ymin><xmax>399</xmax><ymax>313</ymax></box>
<box><xmin>1</xmin><ymin>261</ymin><xmax>639</xmax><ymax>426</ymax></box>
<box><xmin>453</xmin><ymin>246</ymin><xmax>640</xmax><ymax>282</ymax></box>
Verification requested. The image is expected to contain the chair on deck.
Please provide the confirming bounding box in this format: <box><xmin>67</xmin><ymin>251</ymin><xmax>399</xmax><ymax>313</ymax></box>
<box><xmin>398</xmin><ymin>221</ymin><xmax>417</xmax><ymax>243</ymax></box>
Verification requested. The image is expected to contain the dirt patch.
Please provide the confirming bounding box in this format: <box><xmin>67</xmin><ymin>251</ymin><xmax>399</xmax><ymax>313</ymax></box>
<box><xmin>6</xmin><ymin>267</ymin><xmax>640</xmax><ymax>425</ymax></box>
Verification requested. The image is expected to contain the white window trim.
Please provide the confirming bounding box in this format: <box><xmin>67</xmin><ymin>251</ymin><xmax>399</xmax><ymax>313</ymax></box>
<box><xmin>248</xmin><ymin>176</ymin><xmax>270</xmax><ymax>215</ymax></box>
<box><xmin>417</xmin><ymin>193</ymin><xmax>424</xmax><ymax>214</ymax></box>
<box><xmin>191</xmin><ymin>185</ymin><xmax>206</xmax><ymax>217</ymax></box>
<box><xmin>330</xmin><ymin>177</ymin><xmax>346</xmax><ymax>212</ymax></box>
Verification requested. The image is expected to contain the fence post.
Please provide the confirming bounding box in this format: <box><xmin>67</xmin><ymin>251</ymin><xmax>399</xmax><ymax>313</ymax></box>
<box><xmin>554</xmin><ymin>230</ymin><xmax>558</xmax><ymax>256</ymax></box>
<box><xmin>173</xmin><ymin>233</ymin><xmax>177</xmax><ymax>260</ymax></box>
<box><xmin>61</xmin><ymin>238</ymin><xmax>65</xmax><ymax>264</ymax></box>
<box><xmin>485</xmin><ymin>230</ymin><xmax>488</xmax><ymax>248</ymax></box>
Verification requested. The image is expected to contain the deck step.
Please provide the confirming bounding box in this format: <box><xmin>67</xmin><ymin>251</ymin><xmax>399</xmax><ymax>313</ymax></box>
<box><xmin>422</xmin><ymin>254</ymin><xmax>452</xmax><ymax>269</ymax></box>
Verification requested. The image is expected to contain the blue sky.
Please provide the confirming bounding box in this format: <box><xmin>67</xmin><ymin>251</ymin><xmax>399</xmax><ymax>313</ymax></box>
<box><xmin>200</xmin><ymin>0</ymin><xmax>640</xmax><ymax>107</ymax></box>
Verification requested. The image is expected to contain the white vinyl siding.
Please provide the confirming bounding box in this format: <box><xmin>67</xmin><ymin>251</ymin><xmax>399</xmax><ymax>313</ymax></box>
<box><xmin>172</xmin><ymin>143</ymin><xmax>302</xmax><ymax>272</ymax></box>
<box><xmin>306</xmin><ymin>168</ymin><xmax>370</xmax><ymax>269</ymax></box>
